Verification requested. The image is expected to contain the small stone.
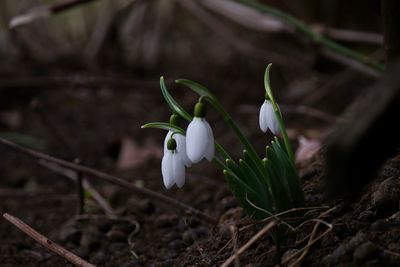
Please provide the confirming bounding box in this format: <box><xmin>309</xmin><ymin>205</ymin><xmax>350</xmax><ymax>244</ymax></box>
<box><xmin>353</xmin><ymin>241</ymin><xmax>379</xmax><ymax>263</ymax></box>
<box><xmin>106</xmin><ymin>229</ymin><xmax>126</xmax><ymax>243</ymax></box>
<box><xmin>91</xmin><ymin>251</ymin><xmax>109</xmax><ymax>265</ymax></box>
<box><xmin>182</xmin><ymin>230</ymin><xmax>195</xmax><ymax>244</ymax></box>
<box><xmin>59</xmin><ymin>227</ymin><xmax>81</xmax><ymax>245</ymax></box>
<box><xmin>281</xmin><ymin>249</ymin><xmax>299</xmax><ymax>265</ymax></box>
<box><xmin>348</xmin><ymin>232</ymin><xmax>367</xmax><ymax>249</ymax></box>
<box><xmin>330</xmin><ymin>243</ymin><xmax>349</xmax><ymax>264</ymax></box>
<box><xmin>322</xmin><ymin>254</ymin><xmax>333</xmax><ymax>266</ymax></box>
<box><xmin>371</xmin><ymin>177</ymin><xmax>400</xmax><ymax>214</ymax></box>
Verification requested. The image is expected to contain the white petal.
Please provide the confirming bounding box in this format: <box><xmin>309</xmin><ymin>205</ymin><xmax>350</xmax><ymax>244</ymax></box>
<box><xmin>163</xmin><ymin>131</ymin><xmax>173</xmax><ymax>153</ymax></box>
<box><xmin>186</xmin><ymin>118</ymin><xmax>209</xmax><ymax>163</ymax></box>
<box><xmin>175</xmin><ymin>134</ymin><xmax>192</xmax><ymax>167</ymax></box>
<box><xmin>259</xmin><ymin>102</ymin><xmax>268</xmax><ymax>133</ymax></box>
<box><xmin>161</xmin><ymin>151</ymin><xmax>174</xmax><ymax>189</ymax></box>
<box><xmin>172</xmin><ymin>153</ymin><xmax>186</xmax><ymax>188</ymax></box>
<box><xmin>265</xmin><ymin>101</ymin><xmax>280</xmax><ymax>135</ymax></box>
<box><xmin>204</xmin><ymin>121</ymin><xmax>215</xmax><ymax>161</ymax></box>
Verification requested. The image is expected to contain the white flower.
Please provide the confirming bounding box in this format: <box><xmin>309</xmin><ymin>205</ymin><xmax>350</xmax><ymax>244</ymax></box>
<box><xmin>164</xmin><ymin>131</ymin><xmax>192</xmax><ymax>167</ymax></box>
<box><xmin>186</xmin><ymin>117</ymin><xmax>215</xmax><ymax>163</ymax></box>
<box><xmin>259</xmin><ymin>100</ymin><xmax>280</xmax><ymax>135</ymax></box>
<box><xmin>161</xmin><ymin>150</ymin><xmax>186</xmax><ymax>189</ymax></box>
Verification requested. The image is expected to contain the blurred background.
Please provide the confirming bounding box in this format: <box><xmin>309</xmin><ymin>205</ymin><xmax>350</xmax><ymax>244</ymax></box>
<box><xmin>0</xmin><ymin>0</ymin><xmax>391</xmax><ymax>266</ymax></box>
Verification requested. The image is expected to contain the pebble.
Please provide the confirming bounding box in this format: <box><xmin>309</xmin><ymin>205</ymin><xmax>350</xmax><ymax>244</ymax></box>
<box><xmin>353</xmin><ymin>241</ymin><xmax>379</xmax><ymax>263</ymax></box>
<box><xmin>371</xmin><ymin>177</ymin><xmax>400</xmax><ymax>214</ymax></box>
<box><xmin>348</xmin><ymin>232</ymin><xmax>367</xmax><ymax>249</ymax></box>
<box><xmin>182</xmin><ymin>229</ymin><xmax>195</xmax><ymax>244</ymax></box>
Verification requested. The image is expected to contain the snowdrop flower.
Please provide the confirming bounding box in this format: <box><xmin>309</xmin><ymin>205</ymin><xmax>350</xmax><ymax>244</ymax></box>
<box><xmin>164</xmin><ymin>131</ymin><xmax>192</xmax><ymax>167</ymax></box>
<box><xmin>161</xmin><ymin>138</ymin><xmax>186</xmax><ymax>189</ymax></box>
<box><xmin>259</xmin><ymin>100</ymin><xmax>280</xmax><ymax>135</ymax></box>
<box><xmin>186</xmin><ymin>102</ymin><xmax>215</xmax><ymax>163</ymax></box>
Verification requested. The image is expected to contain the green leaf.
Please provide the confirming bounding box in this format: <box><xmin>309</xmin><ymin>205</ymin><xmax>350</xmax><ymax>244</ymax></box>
<box><xmin>271</xmin><ymin>141</ymin><xmax>305</xmax><ymax>207</ymax></box>
<box><xmin>160</xmin><ymin>77</ymin><xmax>192</xmax><ymax>121</ymax></box>
<box><xmin>223</xmin><ymin>169</ymin><xmax>270</xmax><ymax>220</ymax></box>
<box><xmin>263</xmin><ymin>158</ymin><xmax>293</xmax><ymax>213</ymax></box>
<box><xmin>175</xmin><ymin>79</ymin><xmax>217</xmax><ymax>103</ymax></box>
<box><xmin>264</xmin><ymin>63</ymin><xmax>274</xmax><ymax>102</ymax></box>
<box><xmin>141</xmin><ymin>122</ymin><xmax>185</xmax><ymax>135</ymax></box>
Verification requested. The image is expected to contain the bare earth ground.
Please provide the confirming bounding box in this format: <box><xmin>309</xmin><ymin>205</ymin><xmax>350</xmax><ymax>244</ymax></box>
<box><xmin>1</xmin><ymin>68</ymin><xmax>400</xmax><ymax>267</ymax></box>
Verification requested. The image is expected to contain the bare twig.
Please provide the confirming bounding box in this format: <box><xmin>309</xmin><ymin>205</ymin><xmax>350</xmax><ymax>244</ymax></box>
<box><xmin>74</xmin><ymin>159</ymin><xmax>85</xmax><ymax>215</ymax></box>
<box><xmin>3</xmin><ymin>213</ymin><xmax>95</xmax><ymax>267</ymax></box>
<box><xmin>38</xmin><ymin>160</ymin><xmax>116</xmax><ymax>217</ymax></box>
<box><xmin>229</xmin><ymin>225</ymin><xmax>240</xmax><ymax>267</ymax></box>
<box><xmin>0</xmin><ymin>137</ymin><xmax>216</xmax><ymax>224</ymax></box>
<box><xmin>220</xmin><ymin>221</ymin><xmax>277</xmax><ymax>267</ymax></box>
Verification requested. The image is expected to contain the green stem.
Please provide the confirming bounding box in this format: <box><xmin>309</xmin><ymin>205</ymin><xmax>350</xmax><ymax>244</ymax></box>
<box><xmin>264</xmin><ymin>64</ymin><xmax>294</xmax><ymax>162</ymax></box>
<box><xmin>233</xmin><ymin>0</ymin><xmax>384</xmax><ymax>72</ymax></box>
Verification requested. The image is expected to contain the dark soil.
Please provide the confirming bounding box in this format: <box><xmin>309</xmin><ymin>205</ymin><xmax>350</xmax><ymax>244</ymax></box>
<box><xmin>1</xmin><ymin>68</ymin><xmax>399</xmax><ymax>267</ymax></box>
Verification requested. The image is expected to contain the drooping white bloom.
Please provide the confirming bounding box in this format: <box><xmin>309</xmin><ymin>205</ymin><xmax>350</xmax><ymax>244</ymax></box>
<box><xmin>186</xmin><ymin>117</ymin><xmax>215</xmax><ymax>163</ymax></box>
<box><xmin>259</xmin><ymin>100</ymin><xmax>280</xmax><ymax>135</ymax></box>
<box><xmin>161</xmin><ymin>150</ymin><xmax>186</xmax><ymax>189</ymax></box>
<box><xmin>164</xmin><ymin>131</ymin><xmax>192</xmax><ymax>167</ymax></box>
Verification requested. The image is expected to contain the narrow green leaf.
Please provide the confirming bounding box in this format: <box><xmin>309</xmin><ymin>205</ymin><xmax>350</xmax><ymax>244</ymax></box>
<box><xmin>263</xmin><ymin>158</ymin><xmax>293</xmax><ymax>212</ymax></box>
<box><xmin>271</xmin><ymin>141</ymin><xmax>305</xmax><ymax>207</ymax></box>
<box><xmin>223</xmin><ymin>169</ymin><xmax>269</xmax><ymax>220</ymax></box>
<box><xmin>141</xmin><ymin>122</ymin><xmax>185</xmax><ymax>134</ymax></box>
<box><xmin>160</xmin><ymin>77</ymin><xmax>192</xmax><ymax>121</ymax></box>
<box><xmin>175</xmin><ymin>79</ymin><xmax>216</xmax><ymax>102</ymax></box>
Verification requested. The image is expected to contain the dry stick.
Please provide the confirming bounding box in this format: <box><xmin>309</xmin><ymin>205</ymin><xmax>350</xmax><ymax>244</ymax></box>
<box><xmin>38</xmin><ymin>160</ymin><xmax>116</xmax><ymax>217</ymax></box>
<box><xmin>74</xmin><ymin>159</ymin><xmax>85</xmax><ymax>215</ymax></box>
<box><xmin>229</xmin><ymin>225</ymin><xmax>240</xmax><ymax>267</ymax></box>
<box><xmin>3</xmin><ymin>213</ymin><xmax>95</xmax><ymax>267</ymax></box>
<box><xmin>220</xmin><ymin>221</ymin><xmax>277</xmax><ymax>267</ymax></box>
<box><xmin>0</xmin><ymin>138</ymin><xmax>216</xmax><ymax>224</ymax></box>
